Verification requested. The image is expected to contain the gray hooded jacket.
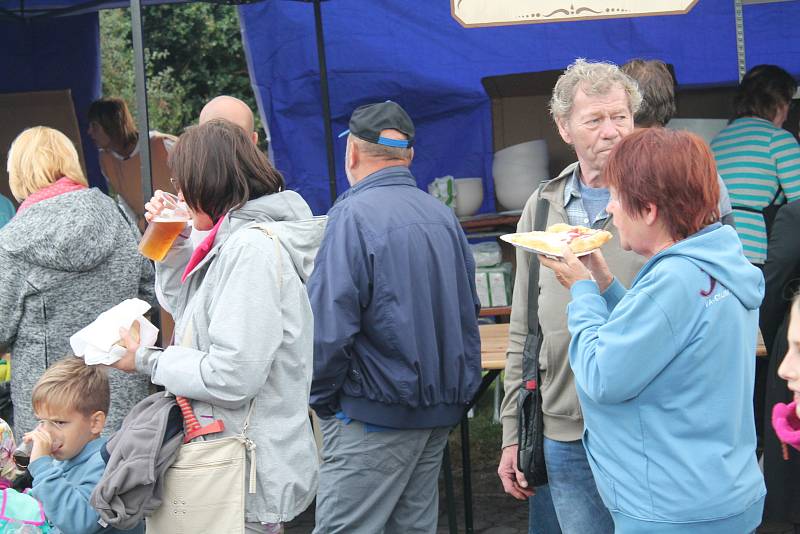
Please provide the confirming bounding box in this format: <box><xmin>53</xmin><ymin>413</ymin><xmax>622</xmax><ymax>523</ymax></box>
<box><xmin>91</xmin><ymin>392</ymin><xmax>182</xmax><ymax>530</ymax></box>
<box><xmin>0</xmin><ymin>188</ymin><xmax>154</xmax><ymax>437</ymax></box>
<box><xmin>136</xmin><ymin>190</ymin><xmax>323</xmax><ymax>524</ymax></box>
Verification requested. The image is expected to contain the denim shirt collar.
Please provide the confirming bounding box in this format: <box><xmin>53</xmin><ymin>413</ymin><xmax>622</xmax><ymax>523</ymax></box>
<box><xmin>563</xmin><ymin>165</ymin><xmax>610</xmax><ymax>224</ymax></box>
<box><xmin>563</xmin><ymin>166</ymin><xmax>582</xmax><ymax>207</ymax></box>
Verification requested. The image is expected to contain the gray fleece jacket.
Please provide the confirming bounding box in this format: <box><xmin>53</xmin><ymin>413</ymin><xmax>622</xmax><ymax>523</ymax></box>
<box><xmin>135</xmin><ymin>191</ymin><xmax>323</xmax><ymax>524</ymax></box>
<box><xmin>0</xmin><ymin>188</ymin><xmax>154</xmax><ymax>438</ymax></box>
<box><xmin>91</xmin><ymin>392</ymin><xmax>182</xmax><ymax>530</ymax></box>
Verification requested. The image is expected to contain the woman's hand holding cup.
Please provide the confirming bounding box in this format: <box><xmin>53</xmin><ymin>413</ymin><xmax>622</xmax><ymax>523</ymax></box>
<box><xmin>139</xmin><ymin>191</ymin><xmax>191</xmax><ymax>262</ymax></box>
<box><xmin>144</xmin><ymin>190</ymin><xmax>169</xmax><ymax>224</ymax></box>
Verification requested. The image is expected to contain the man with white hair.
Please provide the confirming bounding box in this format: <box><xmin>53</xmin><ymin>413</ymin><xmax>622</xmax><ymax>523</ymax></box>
<box><xmin>497</xmin><ymin>59</ymin><xmax>646</xmax><ymax>533</ymax></box>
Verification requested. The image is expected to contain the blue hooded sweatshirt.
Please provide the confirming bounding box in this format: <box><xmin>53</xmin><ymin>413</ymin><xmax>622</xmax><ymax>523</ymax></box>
<box><xmin>566</xmin><ymin>223</ymin><xmax>766</xmax><ymax>533</ymax></box>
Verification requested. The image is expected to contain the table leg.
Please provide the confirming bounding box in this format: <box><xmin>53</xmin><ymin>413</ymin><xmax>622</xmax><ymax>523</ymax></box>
<box><xmin>458</xmin><ymin>369</ymin><xmax>502</xmax><ymax>534</ymax></box>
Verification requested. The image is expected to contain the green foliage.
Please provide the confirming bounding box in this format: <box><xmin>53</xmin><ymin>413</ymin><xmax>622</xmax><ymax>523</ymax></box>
<box><xmin>99</xmin><ymin>4</ymin><xmax>260</xmax><ymax>138</ymax></box>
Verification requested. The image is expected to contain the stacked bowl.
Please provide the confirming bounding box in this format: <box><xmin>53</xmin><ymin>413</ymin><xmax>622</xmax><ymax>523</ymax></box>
<box><xmin>492</xmin><ymin>139</ymin><xmax>549</xmax><ymax>211</ymax></box>
<box><xmin>453</xmin><ymin>177</ymin><xmax>484</xmax><ymax>217</ymax></box>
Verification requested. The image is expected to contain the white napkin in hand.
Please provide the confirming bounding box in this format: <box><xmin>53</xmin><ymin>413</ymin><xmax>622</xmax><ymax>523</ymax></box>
<box><xmin>70</xmin><ymin>298</ymin><xmax>159</xmax><ymax>365</ymax></box>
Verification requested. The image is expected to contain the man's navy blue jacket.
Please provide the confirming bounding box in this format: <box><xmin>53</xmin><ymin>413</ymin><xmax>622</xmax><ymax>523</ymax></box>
<box><xmin>309</xmin><ymin>166</ymin><xmax>481</xmax><ymax>429</ymax></box>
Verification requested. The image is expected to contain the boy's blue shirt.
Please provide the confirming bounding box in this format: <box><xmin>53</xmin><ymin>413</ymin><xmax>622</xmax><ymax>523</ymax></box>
<box><xmin>29</xmin><ymin>437</ymin><xmax>143</xmax><ymax>534</ymax></box>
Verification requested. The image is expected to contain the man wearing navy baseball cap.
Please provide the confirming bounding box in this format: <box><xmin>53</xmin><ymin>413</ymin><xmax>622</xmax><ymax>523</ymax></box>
<box><xmin>309</xmin><ymin>101</ymin><xmax>481</xmax><ymax>533</ymax></box>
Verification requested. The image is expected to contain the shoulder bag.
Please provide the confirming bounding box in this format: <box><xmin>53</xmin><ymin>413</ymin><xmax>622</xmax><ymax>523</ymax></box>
<box><xmin>516</xmin><ymin>186</ymin><xmax>549</xmax><ymax>487</ymax></box>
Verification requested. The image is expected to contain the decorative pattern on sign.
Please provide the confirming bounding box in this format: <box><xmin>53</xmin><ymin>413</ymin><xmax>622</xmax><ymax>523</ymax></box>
<box><xmin>451</xmin><ymin>1</ymin><xmax>697</xmax><ymax>28</ymax></box>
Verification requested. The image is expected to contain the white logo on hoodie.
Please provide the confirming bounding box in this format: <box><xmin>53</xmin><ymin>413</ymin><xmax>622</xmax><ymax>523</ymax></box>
<box><xmin>705</xmin><ymin>288</ymin><xmax>731</xmax><ymax>308</ymax></box>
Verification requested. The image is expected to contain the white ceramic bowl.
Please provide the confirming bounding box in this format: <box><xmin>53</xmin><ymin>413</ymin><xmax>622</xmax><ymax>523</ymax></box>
<box><xmin>493</xmin><ymin>139</ymin><xmax>548</xmax><ymax>167</ymax></box>
<box><xmin>454</xmin><ymin>177</ymin><xmax>484</xmax><ymax>217</ymax></box>
<box><xmin>492</xmin><ymin>139</ymin><xmax>549</xmax><ymax>211</ymax></box>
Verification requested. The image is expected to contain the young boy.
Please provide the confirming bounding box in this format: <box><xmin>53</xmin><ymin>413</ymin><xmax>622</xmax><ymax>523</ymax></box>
<box><xmin>25</xmin><ymin>357</ymin><xmax>143</xmax><ymax>534</ymax></box>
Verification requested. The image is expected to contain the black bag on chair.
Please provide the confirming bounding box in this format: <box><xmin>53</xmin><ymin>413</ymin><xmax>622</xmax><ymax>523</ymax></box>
<box><xmin>517</xmin><ymin>188</ymin><xmax>549</xmax><ymax>487</ymax></box>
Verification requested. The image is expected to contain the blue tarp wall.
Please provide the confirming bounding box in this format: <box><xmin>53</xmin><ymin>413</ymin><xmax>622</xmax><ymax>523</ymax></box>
<box><xmin>0</xmin><ymin>13</ymin><xmax>104</xmax><ymax>190</ymax></box>
<box><xmin>1</xmin><ymin>0</ymin><xmax>800</xmax><ymax>210</ymax></box>
<box><xmin>239</xmin><ymin>0</ymin><xmax>800</xmax><ymax>215</ymax></box>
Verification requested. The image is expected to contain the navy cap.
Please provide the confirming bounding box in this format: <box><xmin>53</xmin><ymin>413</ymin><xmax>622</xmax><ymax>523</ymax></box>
<box><xmin>339</xmin><ymin>101</ymin><xmax>415</xmax><ymax>148</ymax></box>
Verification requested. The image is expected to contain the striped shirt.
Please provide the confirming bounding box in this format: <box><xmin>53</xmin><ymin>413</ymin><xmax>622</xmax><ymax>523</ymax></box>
<box><xmin>711</xmin><ymin>117</ymin><xmax>800</xmax><ymax>264</ymax></box>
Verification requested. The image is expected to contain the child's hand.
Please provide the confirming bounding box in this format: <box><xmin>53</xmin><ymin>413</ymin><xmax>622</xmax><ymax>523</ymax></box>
<box><xmin>24</xmin><ymin>429</ymin><xmax>53</xmax><ymax>463</ymax></box>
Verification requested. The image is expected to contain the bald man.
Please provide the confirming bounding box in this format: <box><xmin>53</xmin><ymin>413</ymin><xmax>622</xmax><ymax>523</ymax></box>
<box><xmin>199</xmin><ymin>95</ymin><xmax>258</xmax><ymax>144</ymax></box>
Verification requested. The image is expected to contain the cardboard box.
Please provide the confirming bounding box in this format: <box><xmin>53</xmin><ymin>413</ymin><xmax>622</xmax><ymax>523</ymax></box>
<box><xmin>475</xmin><ymin>271</ymin><xmax>491</xmax><ymax>308</ymax></box>
<box><xmin>478</xmin><ymin>262</ymin><xmax>512</xmax><ymax>308</ymax></box>
<box><xmin>0</xmin><ymin>90</ymin><xmax>85</xmax><ymax>207</ymax></box>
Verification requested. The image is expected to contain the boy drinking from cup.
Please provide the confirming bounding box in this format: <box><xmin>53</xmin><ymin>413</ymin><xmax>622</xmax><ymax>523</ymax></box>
<box><xmin>24</xmin><ymin>357</ymin><xmax>143</xmax><ymax>534</ymax></box>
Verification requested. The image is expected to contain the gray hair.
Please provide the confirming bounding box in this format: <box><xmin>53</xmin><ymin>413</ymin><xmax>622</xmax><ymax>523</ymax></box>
<box><xmin>549</xmin><ymin>58</ymin><xmax>643</xmax><ymax>122</ymax></box>
<box><xmin>350</xmin><ymin>134</ymin><xmax>412</xmax><ymax>162</ymax></box>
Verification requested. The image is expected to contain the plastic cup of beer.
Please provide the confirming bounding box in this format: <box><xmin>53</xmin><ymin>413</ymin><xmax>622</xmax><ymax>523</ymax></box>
<box><xmin>138</xmin><ymin>192</ymin><xmax>190</xmax><ymax>262</ymax></box>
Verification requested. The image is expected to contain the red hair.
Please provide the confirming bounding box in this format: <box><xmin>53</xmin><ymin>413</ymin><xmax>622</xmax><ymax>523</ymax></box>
<box><xmin>604</xmin><ymin>128</ymin><xmax>719</xmax><ymax>240</ymax></box>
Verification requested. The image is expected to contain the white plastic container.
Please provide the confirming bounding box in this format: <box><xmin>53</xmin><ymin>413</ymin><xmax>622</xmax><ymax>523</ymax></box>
<box><xmin>493</xmin><ymin>139</ymin><xmax>549</xmax><ymax>210</ymax></box>
<box><xmin>454</xmin><ymin>177</ymin><xmax>484</xmax><ymax>217</ymax></box>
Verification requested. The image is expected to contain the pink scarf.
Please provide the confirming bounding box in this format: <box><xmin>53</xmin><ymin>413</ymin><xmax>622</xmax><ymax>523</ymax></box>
<box><xmin>772</xmin><ymin>401</ymin><xmax>800</xmax><ymax>458</ymax></box>
<box><xmin>17</xmin><ymin>177</ymin><xmax>86</xmax><ymax>214</ymax></box>
<box><xmin>181</xmin><ymin>217</ymin><xmax>225</xmax><ymax>283</ymax></box>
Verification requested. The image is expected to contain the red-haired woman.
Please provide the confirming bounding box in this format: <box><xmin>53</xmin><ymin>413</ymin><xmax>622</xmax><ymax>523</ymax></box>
<box><xmin>540</xmin><ymin>128</ymin><xmax>766</xmax><ymax>533</ymax></box>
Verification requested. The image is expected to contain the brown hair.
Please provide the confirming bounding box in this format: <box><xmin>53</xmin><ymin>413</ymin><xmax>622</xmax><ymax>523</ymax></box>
<box><xmin>7</xmin><ymin>126</ymin><xmax>88</xmax><ymax>201</ymax></box>
<box><xmin>169</xmin><ymin>119</ymin><xmax>285</xmax><ymax>222</ymax></box>
<box><xmin>621</xmin><ymin>59</ymin><xmax>677</xmax><ymax>128</ymax></box>
<box><xmin>734</xmin><ymin>65</ymin><xmax>797</xmax><ymax>122</ymax></box>
<box><xmin>88</xmin><ymin>98</ymin><xmax>139</xmax><ymax>148</ymax></box>
<box><xmin>604</xmin><ymin>128</ymin><xmax>719</xmax><ymax>241</ymax></box>
<box><xmin>32</xmin><ymin>357</ymin><xmax>110</xmax><ymax>417</ymax></box>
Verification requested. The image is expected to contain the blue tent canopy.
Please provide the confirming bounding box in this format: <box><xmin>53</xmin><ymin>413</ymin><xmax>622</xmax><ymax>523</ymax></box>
<box><xmin>1</xmin><ymin>0</ymin><xmax>799</xmax><ymax>211</ymax></box>
<box><xmin>239</xmin><ymin>0</ymin><xmax>800</xmax><ymax>215</ymax></box>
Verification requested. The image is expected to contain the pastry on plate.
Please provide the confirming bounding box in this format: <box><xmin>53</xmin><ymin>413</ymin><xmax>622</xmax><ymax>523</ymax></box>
<box><xmin>501</xmin><ymin>224</ymin><xmax>612</xmax><ymax>256</ymax></box>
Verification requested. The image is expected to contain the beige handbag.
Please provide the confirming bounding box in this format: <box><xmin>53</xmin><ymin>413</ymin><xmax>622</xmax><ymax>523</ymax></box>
<box><xmin>145</xmin><ymin>404</ymin><xmax>257</xmax><ymax>534</ymax></box>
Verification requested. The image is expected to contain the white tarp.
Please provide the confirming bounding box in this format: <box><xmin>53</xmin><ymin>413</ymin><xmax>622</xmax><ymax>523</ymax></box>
<box><xmin>451</xmin><ymin>0</ymin><xmax>698</xmax><ymax>27</ymax></box>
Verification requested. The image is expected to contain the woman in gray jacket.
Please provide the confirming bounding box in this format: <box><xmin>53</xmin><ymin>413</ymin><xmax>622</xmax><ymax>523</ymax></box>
<box><xmin>0</xmin><ymin>126</ymin><xmax>154</xmax><ymax>438</ymax></box>
<box><xmin>113</xmin><ymin>119</ymin><xmax>321</xmax><ymax>531</ymax></box>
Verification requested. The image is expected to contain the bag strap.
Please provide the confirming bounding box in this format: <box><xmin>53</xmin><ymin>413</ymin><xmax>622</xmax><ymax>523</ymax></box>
<box><xmin>235</xmin><ymin>223</ymin><xmax>286</xmax><ymax>495</ymax></box>
<box><xmin>252</xmin><ymin>224</ymin><xmax>283</xmax><ymax>290</ymax></box>
<box><xmin>527</xmin><ymin>183</ymin><xmax>550</xmax><ymax>335</ymax></box>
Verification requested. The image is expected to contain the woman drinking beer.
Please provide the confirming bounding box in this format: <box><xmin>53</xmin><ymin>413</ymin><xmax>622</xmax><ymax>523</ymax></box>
<box><xmin>112</xmin><ymin>119</ymin><xmax>321</xmax><ymax>532</ymax></box>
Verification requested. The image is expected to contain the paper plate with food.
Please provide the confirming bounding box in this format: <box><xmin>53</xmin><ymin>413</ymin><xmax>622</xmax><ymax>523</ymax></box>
<box><xmin>500</xmin><ymin>223</ymin><xmax>613</xmax><ymax>258</ymax></box>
